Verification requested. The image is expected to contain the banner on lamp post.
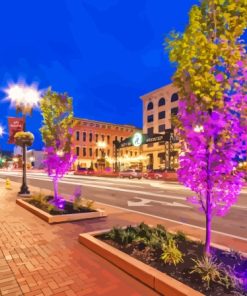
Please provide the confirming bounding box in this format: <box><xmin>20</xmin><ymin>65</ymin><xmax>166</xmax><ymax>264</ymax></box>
<box><xmin>8</xmin><ymin>117</ymin><xmax>24</xmax><ymax>144</ymax></box>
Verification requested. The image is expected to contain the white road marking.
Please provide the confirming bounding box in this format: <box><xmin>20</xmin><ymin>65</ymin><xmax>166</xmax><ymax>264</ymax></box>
<box><xmin>127</xmin><ymin>197</ymin><xmax>191</xmax><ymax>208</ymax></box>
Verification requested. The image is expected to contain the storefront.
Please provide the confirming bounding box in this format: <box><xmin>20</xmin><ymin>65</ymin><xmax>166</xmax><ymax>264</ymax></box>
<box><xmin>114</xmin><ymin>130</ymin><xmax>179</xmax><ymax>172</ymax></box>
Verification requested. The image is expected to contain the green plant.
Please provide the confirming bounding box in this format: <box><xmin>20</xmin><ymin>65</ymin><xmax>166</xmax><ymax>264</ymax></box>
<box><xmin>14</xmin><ymin>131</ymin><xmax>34</xmax><ymax>147</ymax></box>
<box><xmin>73</xmin><ymin>196</ymin><xmax>83</xmax><ymax>211</ymax></box>
<box><xmin>174</xmin><ymin>231</ymin><xmax>187</xmax><ymax>242</ymax></box>
<box><xmin>161</xmin><ymin>238</ymin><xmax>184</xmax><ymax>266</ymax></box>
<box><xmin>190</xmin><ymin>256</ymin><xmax>222</xmax><ymax>289</ymax></box>
<box><xmin>84</xmin><ymin>199</ymin><xmax>95</xmax><ymax>210</ymax></box>
<box><xmin>32</xmin><ymin>191</ymin><xmax>47</xmax><ymax>205</ymax></box>
<box><xmin>47</xmin><ymin>203</ymin><xmax>56</xmax><ymax>213</ymax></box>
<box><xmin>106</xmin><ymin>226</ymin><xmax>138</xmax><ymax>245</ymax></box>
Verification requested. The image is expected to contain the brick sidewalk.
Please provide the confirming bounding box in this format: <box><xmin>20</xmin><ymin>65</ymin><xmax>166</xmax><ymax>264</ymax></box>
<box><xmin>0</xmin><ymin>180</ymin><xmax>159</xmax><ymax>296</ymax></box>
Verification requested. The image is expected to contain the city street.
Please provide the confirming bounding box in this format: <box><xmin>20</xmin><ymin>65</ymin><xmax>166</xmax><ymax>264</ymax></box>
<box><xmin>1</xmin><ymin>171</ymin><xmax>246</xmax><ymax>242</ymax></box>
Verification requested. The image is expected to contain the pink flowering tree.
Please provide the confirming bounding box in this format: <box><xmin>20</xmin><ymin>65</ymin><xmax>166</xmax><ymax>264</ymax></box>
<box><xmin>167</xmin><ymin>0</ymin><xmax>247</xmax><ymax>254</ymax></box>
<box><xmin>40</xmin><ymin>89</ymin><xmax>76</xmax><ymax>204</ymax></box>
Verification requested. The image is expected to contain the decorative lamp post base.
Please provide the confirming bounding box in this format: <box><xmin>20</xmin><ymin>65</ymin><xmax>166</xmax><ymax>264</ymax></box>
<box><xmin>18</xmin><ymin>184</ymin><xmax>30</xmax><ymax>196</ymax></box>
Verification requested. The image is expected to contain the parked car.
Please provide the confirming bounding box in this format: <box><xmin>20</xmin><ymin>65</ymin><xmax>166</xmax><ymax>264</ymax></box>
<box><xmin>143</xmin><ymin>169</ymin><xmax>166</xmax><ymax>180</ymax></box>
<box><xmin>119</xmin><ymin>169</ymin><xmax>142</xmax><ymax>179</ymax></box>
<box><xmin>77</xmin><ymin>167</ymin><xmax>95</xmax><ymax>176</ymax></box>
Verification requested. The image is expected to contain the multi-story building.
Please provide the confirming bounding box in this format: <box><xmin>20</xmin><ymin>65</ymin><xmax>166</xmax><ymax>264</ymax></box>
<box><xmin>140</xmin><ymin>83</ymin><xmax>179</xmax><ymax>170</ymax></box>
<box><xmin>72</xmin><ymin>118</ymin><xmax>143</xmax><ymax>171</ymax></box>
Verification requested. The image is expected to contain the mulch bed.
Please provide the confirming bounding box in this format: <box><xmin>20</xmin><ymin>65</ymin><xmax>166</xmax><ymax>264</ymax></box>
<box><xmin>27</xmin><ymin>196</ymin><xmax>96</xmax><ymax>215</ymax></box>
<box><xmin>98</xmin><ymin>235</ymin><xmax>247</xmax><ymax>296</ymax></box>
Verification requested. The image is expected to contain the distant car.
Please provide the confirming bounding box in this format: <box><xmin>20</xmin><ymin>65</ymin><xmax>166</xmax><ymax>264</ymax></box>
<box><xmin>143</xmin><ymin>169</ymin><xmax>166</xmax><ymax>180</ymax></box>
<box><xmin>119</xmin><ymin>169</ymin><xmax>142</xmax><ymax>179</ymax></box>
<box><xmin>77</xmin><ymin>167</ymin><xmax>95</xmax><ymax>176</ymax></box>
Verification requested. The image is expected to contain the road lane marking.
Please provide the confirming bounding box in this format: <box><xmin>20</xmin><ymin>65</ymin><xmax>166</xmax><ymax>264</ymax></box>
<box><xmin>128</xmin><ymin>197</ymin><xmax>191</xmax><ymax>208</ymax></box>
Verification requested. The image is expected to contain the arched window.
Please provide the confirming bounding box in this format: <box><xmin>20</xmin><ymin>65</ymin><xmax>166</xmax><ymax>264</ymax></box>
<box><xmin>171</xmin><ymin>93</ymin><xmax>179</xmax><ymax>102</ymax></box>
<box><xmin>158</xmin><ymin>97</ymin><xmax>166</xmax><ymax>107</ymax></box>
<box><xmin>147</xmin><ymin>102</ymin><xmax>153</xmax><ymax>110</ymax></box>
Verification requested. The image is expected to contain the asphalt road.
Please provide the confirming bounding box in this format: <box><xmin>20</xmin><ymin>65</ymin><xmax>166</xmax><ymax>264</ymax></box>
<box><xmin>0</xmin><ymin>171</ymin><xmax>247</xmax><ymax>242</ymax></box>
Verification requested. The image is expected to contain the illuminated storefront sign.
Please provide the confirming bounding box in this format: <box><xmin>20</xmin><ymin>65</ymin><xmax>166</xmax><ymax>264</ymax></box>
<box><xmin>132</xmin><ymin>132</ymin><xmax>143</xmax><ymax>147</ymax></box>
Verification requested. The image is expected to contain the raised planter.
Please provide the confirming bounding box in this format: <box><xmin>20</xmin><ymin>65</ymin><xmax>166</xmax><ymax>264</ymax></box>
<box><xmin>78</xmin><ymin>230</ymin><xmax>204</xmax><ymax>296</ymax></box>
<box><xmin>17</xmin><ymin>198</ymin><xmax>107</xmax><ymax>224</ymax></box>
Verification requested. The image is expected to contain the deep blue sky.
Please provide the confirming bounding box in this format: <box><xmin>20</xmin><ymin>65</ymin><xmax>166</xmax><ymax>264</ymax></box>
<box><xmin>0</xmin><ymin>0</ymin><xmax>199</xmax><ymax>151</ymax></box>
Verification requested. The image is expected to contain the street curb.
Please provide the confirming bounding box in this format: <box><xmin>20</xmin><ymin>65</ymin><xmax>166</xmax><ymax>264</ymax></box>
<box><xmin>78</xmin><ymin>231</ymin><xmax>204</xmax><ymax>296</ymax></box>
<box><xmin>16</xmin><ymin>198</ymin><xmax>107</xmax><ymax>224</ymax></box>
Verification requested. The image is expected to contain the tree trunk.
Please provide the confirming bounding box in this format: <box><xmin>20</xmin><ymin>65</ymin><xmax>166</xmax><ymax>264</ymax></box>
<box><xmin>205</xmin><ymin>198</ymin><xmax>211</xmax><ymax>255</ymax></box>
<box><xmin>205</xmin><ymin>147</ymin><xmax>212</xmax><ymax>256</ymax></box>
<box><xmin>53</xmin><ymin>177</ymin><xmax>59</xmax><ymax>202</ymax></box>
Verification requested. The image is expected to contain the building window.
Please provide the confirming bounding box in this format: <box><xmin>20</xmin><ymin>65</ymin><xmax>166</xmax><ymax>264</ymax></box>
<box><xmin>107</xmin><ymin>149</ymin><xmax>110</xmax><ymax>156</ymax></box>
<box><xmin>159</xmin><ymin>111</ymin><xmax>166</xmax><ymax>120</ymax></box>
<box><xmin>159</xmin><ymin>124</ymin><xmax>166</xmax><ymax>132</ymax></box>
<box><xmin>96</xmin><ymin>134</ymin><xmax>98</xmax><ymax>142</ymax></box>
<box><xmin>101</xmin><ymin>135</ymin><xmax>105</xmax><ymax>141</ymax></box>
<box><xmin>147</xmin><ymin>115</ymin><xmax>154</xmax><ymax>123</ymax></box>
<box><xmin>76</xmin><ymin>147</ymin><xmax>80</xmax><ymax>156</ymax></box>
<box><xmin>171</xmin><ymin>107</ymin><xmax>179</xmax><ymax>116</ymax></box>
<box><xmin>83</xmin><ymin>132</ymin><xmax>86</xmax><ymax>142</ymax></box>
<box><xmin>147</xmin><ymin>102</ymin><xmax>153</xmax><ymax>110</ymax></box>
<box><xmin>83</xmin><ymin>147</ymin><xmax>86</xmax><ymax>157</ymax></box>
<box><xmin>171</xmin><ymin>93</ymin><xmax>179</xmax><ymax>102</ymax></box>
<box><xmin>89</xmin><ymin>133</ymin><xmax>93</xmax><ymax>142</ymax></box>
<box><xmin>120</xmin><ymin>137</ymin><xmax>123</xmax><ymax>141</ymax></box>
<box><xmin>107</xmin><ymin>135</ymin><xmax>110</xmax><ymax>144</ymax></box>
<box><xmin>158</xmin><ymin>98</ymin><xmax>166</xmax><ymax>107</ymax></box>
<box><xmin>89</xmin><ymin>148</ymin><xmax>92</xmax><ymax>157</ymax></box>
<box><xmin>147</xmin><ymin>127</ymin><xmax>153</xmax><ymax>136</ymax></box>
<box><xmin>76</xmin><ymin>131</ymin><xmax>80</xmax><ymax>141</ymax></box>
<box><xmin>96</xmin><ymin>149</ymin><xmax>98</xmax><ymax>157</ymax></box>
<box><xmin>135</xmin><ymin>152</ymin><xmax>138</xmax><ymax>156</ymax></box>
<box><xmin>130</xmin><ymin>151</ymin><xmax>133</xmax><ymax>157</ymax></box>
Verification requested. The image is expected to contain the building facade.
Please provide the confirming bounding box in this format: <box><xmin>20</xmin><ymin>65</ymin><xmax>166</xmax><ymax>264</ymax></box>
<box><xmin>140</xmin><ymin>84</ymin><xmax>179</xmax><ymax>170</ymax></box>
<box><xmin>72</xmin><ymin>118</ymin><xmax>144</xmax><ymax>171</ymax></box>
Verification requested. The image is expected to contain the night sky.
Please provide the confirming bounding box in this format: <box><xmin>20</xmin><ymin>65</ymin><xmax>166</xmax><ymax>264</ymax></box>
<box><xmin>0</xmin><ymin>0</ymin><xmax>199</xmax><ymax>151</ymax></box>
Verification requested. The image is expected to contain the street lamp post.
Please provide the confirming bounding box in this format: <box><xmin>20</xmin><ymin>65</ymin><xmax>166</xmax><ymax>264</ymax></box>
<box><xmin>4</xmin><ymin>82</ymin><xmax>41</xmax><ymax>195</ymax></box>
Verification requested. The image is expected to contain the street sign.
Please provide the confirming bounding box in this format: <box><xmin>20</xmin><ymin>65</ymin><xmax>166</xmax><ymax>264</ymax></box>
<box><xmin>117</xmin><ymin>130</ymin><xmax>174</xmax><ymax>149</ymax></box>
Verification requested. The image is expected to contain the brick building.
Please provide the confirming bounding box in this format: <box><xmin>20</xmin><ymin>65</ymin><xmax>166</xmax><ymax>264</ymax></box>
<box><xmin>140</xmin><ymin>83</ymin><xmax>179</xmax><ymax>170</ymax></box>
<box><xmin>72</xmin><ymin>118</ymin><xmax>144</xmax><ymax>171</ymax></box>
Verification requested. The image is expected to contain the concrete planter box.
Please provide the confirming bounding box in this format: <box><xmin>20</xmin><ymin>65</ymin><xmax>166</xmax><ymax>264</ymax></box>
<box><xmin>78</xmin><ymin>231</ymin><xmax>204</xmax><ymax>296</ymax></box>
<box><xmin>16</xmin><ymin>198</ymin><xmax>106</xmax><ymax>224</ymax></box>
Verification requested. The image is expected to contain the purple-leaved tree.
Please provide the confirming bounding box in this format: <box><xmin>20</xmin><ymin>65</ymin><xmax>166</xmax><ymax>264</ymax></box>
<box><xmin>167</xmin><ymin>0</ymin><xmax>247</xmax><ymax>254</ymax></box>
<box><xmin>40</xmin><ymin>89</ymin><xmax>76</xmax><ymax>204</ymax></box>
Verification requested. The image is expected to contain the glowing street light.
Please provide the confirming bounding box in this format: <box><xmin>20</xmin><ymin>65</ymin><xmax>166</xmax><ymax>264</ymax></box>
<box><xmin>194</xmin><ymin>125</ymin><xmax>204</xmax><ymax>133</ymax></box>
<box><xmin>4</xmin><ymin>81</ymin><xmax>41</xmax><ymax>195</ymax></box>
<box><xmin>97</xmin><ymin>141</ymin><xmax>107</xmax><ymax>149</ymax></box>
<box><xmin>0</xmin><ymin>126</ymin><xmax>4</xmax><ymax>137</ymax></box>
<box><xmin>4</xmin><ymin>82</ymin><xmax>41</xmax><ymax>115</ymax></box>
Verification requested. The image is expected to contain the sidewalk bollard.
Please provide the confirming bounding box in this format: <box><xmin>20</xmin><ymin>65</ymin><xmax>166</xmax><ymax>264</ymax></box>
<box><xmin>5</xmin><ymin>178</ymin><xmax>12</xmax><ymax>190</ymax></box>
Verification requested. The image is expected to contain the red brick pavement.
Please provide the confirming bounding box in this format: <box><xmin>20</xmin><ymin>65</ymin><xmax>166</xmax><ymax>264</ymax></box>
<box><xmin>0</xmin><ymin>181</ymin><xmax>159</xmax><ymax>296</ymax></box>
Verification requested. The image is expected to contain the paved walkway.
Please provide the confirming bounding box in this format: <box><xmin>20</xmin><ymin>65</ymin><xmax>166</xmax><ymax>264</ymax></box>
<box><xmin>0</xmin><ymin>180</ymin><xmax>159</xmax><ymax>296</ymax></box>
